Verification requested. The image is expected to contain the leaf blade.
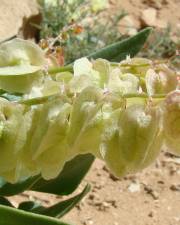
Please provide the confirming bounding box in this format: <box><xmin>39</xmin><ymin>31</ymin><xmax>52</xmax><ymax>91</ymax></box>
<box><xmin>87</xmin><ymin>27</ymin><xmax>152</xmax><ymax>61</ymax></box>
<box><xmin>0</xmin><ymin>205</ymin><xmax>72</xmax><ymax>225</ymax></box>
<box><xmin>0</xmin><ymin>154</ymin><xmax>94</xmax><ymax>196</ymax></box>
<box><xmin>40</xmin><ymin>184</ymin><xmax>90</xmax><ymax>218</ymax></box>
<box><xmin>31</xmin><ymin>154</ymin><xmax>94</xmax><ymax>195</ymax></box>
<box><xmin>0</xmin><ymin>176</ymin><xmax>40</xmax><ymax>197</ymax></box>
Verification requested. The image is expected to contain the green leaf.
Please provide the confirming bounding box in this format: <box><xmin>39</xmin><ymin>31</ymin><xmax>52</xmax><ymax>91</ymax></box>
<box><xmin>87</xmin><ymin>27</ymin><xmax>152</xmax><ymax>61</ymax></box>
<box><xmin>18</xmin><ymin>201</ymin><xmax>43</xmax><ymax>212</ymax></box>
<box><xmin>0</xmin><ymin>205</ymin><xmax>72</xmax><ymax>225</ymax></box>
<box><xmin>0</xmin><ymin>154</ymin><xmax>94</xmax><ymax>196</ymax></box>
<box><xmin>43</xmin><ymin>184</ymin><xmax>90</xmax><ymax>218</ymax></box>
<box><xmin>19</xmin><ymin>184</ymin><xmax>90</xmax><ymax>218</ymax></box>
<box><xmin>0</xmin><ymin>176</ymin><xmax>40</xmax><ymax>196</ymax></box>
<box><xmin>31</xmin><ymin>154</ymin><xmax>94</xmax><ymax>195</ymax></box>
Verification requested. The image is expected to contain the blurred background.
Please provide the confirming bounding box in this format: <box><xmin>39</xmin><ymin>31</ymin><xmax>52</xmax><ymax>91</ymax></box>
<box><xmin>0</xmin><ymin>0</ymin><xmax>179</xmax><ymax>67</ymax></box>
<box><xmin>1</xmin><ymin>0</ymin><xmax>179</xmax><ymax>224</ymax></box>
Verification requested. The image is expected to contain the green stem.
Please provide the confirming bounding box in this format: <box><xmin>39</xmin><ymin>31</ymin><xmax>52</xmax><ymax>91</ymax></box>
<box><xmin>123</xmin><ymin>93</ymin><xmax>166</xmax><ymax>99</ymax></box>
<box><xmin>48</xmin><ymin>65</ymin><xmax>73</xmax><ymax>74</ymax></box>
<box><xmin>18</xmin><ymin>94</ymin><xmax>59</xmax><ymax>105</ymax></box>
<box><xmin>18</xmin><ymin>94</ymin><xmax>70</xmax><ymax>105</ymax></box>
<box><xmin>19</xmin><ymin>93</ymin><xmax>166</xmax><ymax>106</ymax></box>
<box><xmin>120</xmin><ymin>63</ymin><xmax>150</xmax><ymax>67</ymax></box>
<box><xmin>110</xmin><ymin>62</ymin><xmax>119</xmax><ymax>66</ymax></box>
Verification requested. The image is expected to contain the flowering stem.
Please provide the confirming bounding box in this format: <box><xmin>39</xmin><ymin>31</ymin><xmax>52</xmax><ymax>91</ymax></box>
<box><xmin>120</xmin><ymin>63</ymin><xmax>150</xmax><ymax>67</ymax></box>
<box><xmin>123</xmin><ymin>93</ymin><xmax>166</xmax><ymax>99</ymax></box>
<box><xmin>48</xmin><ymin>65</ymin><xmax>73</xmax><ymax>74</ymax></box>
<box><xmin>18</xmin><ymin>92</ymin><xmax>166</xmax><ymax>106</ymax></box>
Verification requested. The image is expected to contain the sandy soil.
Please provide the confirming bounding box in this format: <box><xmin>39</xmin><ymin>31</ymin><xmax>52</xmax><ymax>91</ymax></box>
<box><xmin>115</xmin><ymin>0</ymin><xmax>180</xmax><ymax>27</ymax></box>
<box><xmin>10</xmin><ymin>152</ymin><xmax>180</xmax><ymax>225</ymax></box>
<box><xmin>62</xmin><ymin>152</ymin><xmax>180</xmax><ymax>225</ymax></box>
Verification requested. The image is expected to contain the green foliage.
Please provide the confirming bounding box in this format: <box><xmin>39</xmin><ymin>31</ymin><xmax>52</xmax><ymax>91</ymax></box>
<box><xmin>39</xmin><ymin>0</ymin><xmax>86</xmax><ymax>38</ymax></box>
<box><xmin>0</xmin><ymin>176</ymin><xmax>40</xmax><ymax>196</ymax></box>
<box><xmin>87</xmin><ymin>27</ymin><xmax>152</xmax><ymax>61</ymax></box>
<box><xmin>0</xmin><ymin>154</ymin><xmax>94</xmax><ymax>196</ymax></box>
<box><xmin>30</xmin><ymin>154</ymin><xmax>94</xmax><ymax>195</ymax></box>
<box><xmin>0</xmin><ymin>154</ymin><xmax>93</xmax><ymax>224</ymax></box>
<box><xmin>21</xmin><ymin>185</ymin><xmax>90</xmax><ymax>218</ymax></box>
<box><xmin>38</xmin><ymin>1</ymin><xmax>179</xmax><ymax>68</ymax></box>
<box><xmin>38</xmin><ymin>0</ymin><xmax>127</xmax><ymax>63</ymax></box>
<box><xmin>0</xmin><ymin>205</ymin><xmax>72</xmax><ymax>225</ymax></box>
<box><xmin>64</xmin><ymin>11</ymin><xmax>127</xmax><ymax>63</ymax></box>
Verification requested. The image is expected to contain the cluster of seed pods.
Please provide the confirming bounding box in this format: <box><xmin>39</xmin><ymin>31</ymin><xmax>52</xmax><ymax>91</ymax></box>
<box><xmin>0</xmin><ymin>39</ymin><xmax>179</xmax><ymax>183</ymax></box>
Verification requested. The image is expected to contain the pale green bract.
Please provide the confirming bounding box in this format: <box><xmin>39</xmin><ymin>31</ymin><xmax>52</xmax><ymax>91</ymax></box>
<box><xmin>0</xmin><ymin>39</ymin><xmax>45</xmax><ymax>93</ymax></box>
<box><xmin>145</xmin><ymin>64</ymin><xmax>178</xmax><ymax>95</ymax></box>
<box><xmin>0</xmin><ymin>38</ymin><xmax>179</xmax><ymax>183</ymax></box>
<box><xmin>163</xmin><ymin>90</ymin><xmax>180</xmax><ymax>156</ymax></box>
<box><xmin>100</xmin><ymin>103</ymin><xmax>163</xmax><ymax>177</ymax></box>
<box><xmin>120</xmin><ymin>57</ymin><xmax>152</xmax><ymax>77</ymax></box>
<box><xmin>108</xmin><ymin>69</ymin><xmax>139</xmax><ymax>95</ymax></box>
<box><xmin>0</xmin><ymin>98</ymin><xmax>26</xmax><ymax>182</ymax></box>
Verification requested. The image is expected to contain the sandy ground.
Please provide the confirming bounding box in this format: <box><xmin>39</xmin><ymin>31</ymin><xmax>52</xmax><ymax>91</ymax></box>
<box><xmin>10</xmin><ymin>151</ymin><xmax>180</xmax><ymax>225</ymax></box>
<box><xmin>62</xmin><ymin>152</ymin><xmax>180</xmax><ymax>225</ymax></box>
<box><xmin>116</xmin><ymin>0</ymin><xmax>180</xmax><ymax>27</ymax></box>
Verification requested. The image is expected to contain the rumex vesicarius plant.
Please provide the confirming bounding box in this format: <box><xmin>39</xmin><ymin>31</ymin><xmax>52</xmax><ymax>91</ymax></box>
<box><xmin>0</xmin><ymin>28</ymin><xmax>179</xmax><ymax>224</ymax></box>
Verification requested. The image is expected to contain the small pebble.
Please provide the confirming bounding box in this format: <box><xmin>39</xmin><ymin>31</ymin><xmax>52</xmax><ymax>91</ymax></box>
<box><xmin>128</xmin><ymin>182</ymin><xmax>141</xmax><ymax>193</ymax></box>
<box><xmin>170</xmin><ymin>184</ymin><xmax>180</xmax><ymax>192</ymax></box>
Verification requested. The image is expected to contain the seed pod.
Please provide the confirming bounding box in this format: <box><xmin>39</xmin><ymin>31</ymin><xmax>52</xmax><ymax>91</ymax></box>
<box><xmin>0</xmin><ymin>39</ymin><xmax>45</xmax><ymax>93</ymax></box>
<box><xmin>0</xmin><ymin>38</ymin><xmax>45</xmax><ymax>67</ymax></box>
<box><xmin>145</xmin><ymin>64</ymin><xmax>178</xmax><ymax>95</ymax></box>
<box><xmin>163</xmin><ymin>90</ymin><xmax>180</xmax><ymax>156</ymax></box>
<box><xmin>120</xmin><ymin>57</ymin><xmax>152</xmax><ymax>77</ymax></box>
<box><xmin>0</xmin><ymin>98</ymin><xmax>26</xmax><ymax>183</ymax></box>
<box><xmin>108</xmin><ymin>68</ymin><xmax>139</xmax><ymax>95</ymax></box>
<box><xmin>67</xmin><ymin>87</ymin><xmax>103</xmax><ymax>157</ymax></box>
<box><xmin>72</xmin><ymin>57</ymin><xmax>103</xmax><ymax>91</ymax></box>
<box><xmin>103</xmin><ymin>103</ymin><xmax>163</xmax><ymax>178</ymax></box>
<box><xmin>33</xmin><ymin>100</ymin><xmax>72</xmax><ymax>180</ymax></box>
<box><xmin>17</xmin><ymin>97</ymin><xmax>71</xmax><ymax>181</ymax></box>
<box><xmin>92</xmin><ymin>58</ymin><xmax>110</xmax><ymax>87</ymax></box>
<box><xmin>100</xmin><ymin>108</ymin><xmax>129</xmax><ymax>177</ymax></box>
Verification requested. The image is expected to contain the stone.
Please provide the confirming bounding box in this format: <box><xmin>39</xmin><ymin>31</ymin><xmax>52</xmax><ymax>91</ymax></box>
<box><xmin>0</xmin><ymin>0</ymin><xmax>39</xmax><ymax>42</ymax></box>
<box><xmin>128</xmin><ymin>182</ymin><xmax>141</xmax><ymax>193</ymax></box>
<box><xmin>170</xmin><ymin>184</ymin><xmax>180</xmax><ymax>192</ymax></box>
<box><xmin>144</xmin><ymin>185</ymin><xmax>159</xmax><ymax>200</ymax></box>
<box><xmin>118</xmin><ymin>15</ymin><xmax>141</xmax><ymax>36</ymax></box>
<box><xmin>141</xmin><ymin>7</ymin><xmax>157</xmax><ymax>27</ymax></box>
<box><xmin>141</xmin><ymin>7</ymin><xmax>167</xmax><ymax>28</ymax></box>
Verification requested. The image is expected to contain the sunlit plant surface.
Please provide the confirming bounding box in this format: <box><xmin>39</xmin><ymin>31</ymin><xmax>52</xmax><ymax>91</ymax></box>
<box><xmin>0</xmin><ymin>28</ymin><xmax>179</xmax><ymax>225</ymax></box>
